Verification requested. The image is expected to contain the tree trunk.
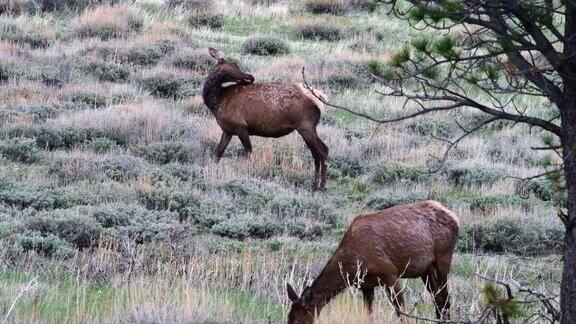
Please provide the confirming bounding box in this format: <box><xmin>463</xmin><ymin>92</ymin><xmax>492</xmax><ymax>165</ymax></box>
<box><xmin>560</xmin><ymin>99</ymin><xmax>576</xmax><ymax>323</ymax></box>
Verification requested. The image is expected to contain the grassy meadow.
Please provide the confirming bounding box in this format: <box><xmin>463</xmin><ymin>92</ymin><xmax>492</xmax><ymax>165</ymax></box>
<box><xmin>0</xmin><ymin>0</ymin><xmax>566</xmax><ymax>322</ymax></box>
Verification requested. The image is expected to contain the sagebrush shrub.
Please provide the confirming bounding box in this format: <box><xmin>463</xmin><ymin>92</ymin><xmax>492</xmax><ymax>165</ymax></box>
<box><xmin>26</xmin><ymin>211</ymin><xmax>102</xmax><ymax>248</ymax></box>
<box><xmin>188</xmin><ymin>12</ymin><xmax>224</xmax><ymax>29</ymax></box>
<box><xmin>166</xmin><ymin>0</ymin><xmax>211</xmax><ymax>9</ymax></box>
<box><xmin>294</xmin><ymin>19</ymin><xmax>342</xmax><ymax>41</ymax></box>
<box><xmin>137</xmin><ymin>69</ymin><xmax>201</xmax><ymax>98</ymax></box>
<box><xmin>83</xmin><ymin>137</ymin><xmax>118</xmax><ymax>153</ymax></box>
<box><xmin>0</xmin><ymin>0</ymin><xmax>38</xmax><ymax>14</ymax></box>
<box><xmin>211</xmin><ymin>218</ymin><xmax>282</xmax><ymax>240</ymax></box>
<box><xmin>457</xmin><ymin>219</ymin><xmax>564</xmax><ymax>255</ymax></box>
<box><xmin>469</xmin><ymin>194</ymin><xmax>531</xmax><ymax>213</ymax></box>
<box><xmin>133</xmin><ymin>141</ymin><xmax>199</xmax><ymax>164</ymax></box>
<box><xmin>0</xmin><ymin>18</ymin><xmax>54</xmax><ymax>48</ymax></box>
<box><xmin>12</xmin><ymin>233</ymin><xmax>76</xmax><ymax>258</ymax></box>
<box><xmin>303</xmin><ymin>0</ymin><xmax>377</xmax><ymax>14</ymax></box>
<box><xmin>443</xmin><ymin>165</ymin><xmax>503</xmax><ymax>187</ymax></box>
<box><xmin>121</xmin><ymin>44</ymin><xmax>164</xmax><ymax>66</ymax></box>
<box><xmin>0</xmin><ymin>138</ymin><xmax>41</xmax><ymax>163</ymax></box>
<box><xmin>517</xmin><ymin>179</ymin><xmax>554</xmax><ymax>201</ymax></box>
<box><xmin>61</xmin><ymin>85</ymin><xmax>108</xmax><ymax>108</ymax></box>
<box><xmin>242</xmin><ymin>37</ymin><xmax>290</xmax><ymax>56</ymax></box>
<box><xmin>172</xmin><ymin>51</ymin><xmax>214</xmax><ymax>72</ymax></box>
<box><xmin>80</xmin><ymin>59</ymin><xmax>130</xmax><ymax>82</ymax></box>
<box><xmin>100</xmin><ymin>155</ymin><xmax>146</xmax><ymax>181</ymax></box>
<box><xmin>328</xmin><ymin>155</ymin><xmax>363</xmax><ymax>179</ymax></box>
<box><xmin>40</xmin><ymin>63</ymin><xmax>71</xmax><ymax>87</ymax></box>
<box><xmin>371</xmin><ymin>164</ymin><xmax>427</xmax><ymax>184</ymax></box>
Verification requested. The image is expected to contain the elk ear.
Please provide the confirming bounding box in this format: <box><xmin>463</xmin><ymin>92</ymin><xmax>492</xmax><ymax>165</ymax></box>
<box><xmin>287</xmin><ymin>283</ymin><xmax>299</xmax><ymax>302</ymax></box>
<box><xmin>208</xmin><ymin>47</ymin><xmax>223</xmax><ymax>60</ymax></box>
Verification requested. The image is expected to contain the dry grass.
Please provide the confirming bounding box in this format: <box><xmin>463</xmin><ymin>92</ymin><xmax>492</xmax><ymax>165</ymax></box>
<box><xmin>75</xmin><ymin>4</ymin><xmax>143</xmax><ymax>39</ymax></box>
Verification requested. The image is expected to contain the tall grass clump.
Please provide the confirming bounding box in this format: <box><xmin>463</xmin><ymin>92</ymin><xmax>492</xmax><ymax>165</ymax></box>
<box><xmin>242</xmin><ymin>37</ymin><xmax>290</xmax><ymax>56</ymax></box>
<box><xmin>76</xmin><ymin>4</ymin><xmax>143</xmax><ymax>39</ymax></box>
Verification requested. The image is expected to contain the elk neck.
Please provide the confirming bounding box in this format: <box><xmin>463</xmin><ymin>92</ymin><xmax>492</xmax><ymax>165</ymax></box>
<box><xmin>202</xmin><ymin>70</ymin><xmax>226</xmax><ymax>113</ymax></box>
<box><xmin>306</xmin><ymin>254</ymin><xmax>349</xmax><ymax>312</ymax></box>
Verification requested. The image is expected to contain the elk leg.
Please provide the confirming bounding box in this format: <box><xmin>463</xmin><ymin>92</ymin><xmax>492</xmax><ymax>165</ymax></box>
<box><xmin>317</xmin><ymin>138</ymin><xmax>329</xmax><ymax>191</ymax></box>
<box><xmin>434</xmin><ymin>255</ymin><xmax>453</xmax><ymax>320</ymax></box>
<box><xmin>421</xmin><ymin>270</ymin><xmax>441</xmax><ymax>319</ymax></box>
<box><xmin>298</xmin><ymin>128</ymin><xmax>327</xmax><ymax>190</ymax></box>
<box><xmin>237</xmin><ymin>130</ymin><xmax>252</xmax><ymax>158</ymax></box>
<box><xmin>213</xmin><ymin>132</ymin><xmax>232</xmax><ymax>164</ymax></box>
<box><xmin>361</xmin><ymin>286</ymin><xmax>375</xmax><ymax>315</ymax></box>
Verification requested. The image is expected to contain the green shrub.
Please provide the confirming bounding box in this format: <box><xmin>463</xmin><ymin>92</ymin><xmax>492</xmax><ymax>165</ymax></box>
<box><xmin>83</xmin><ymin>137</ymin><xmax>118</xmax><ymax>153</ymax></box>
<box><xmin>13</xmin><ymin>233</ymin><xmax>76</xmax><ymax>258</ymax></box>
<box><xmin>80</xmin><ymin>59</ymin><xmax>130</xmax><ymax>82</ymax></box>
<box><xmin>166</xmin><ymin>0</ymin><xmax>211</xmax><ymax>9</ymax></box>
<box><xmin>122</xmin><ymin>44</ymin><xmax>164</xmax><ymax>66</ymax></box>
<box><xmin>366</xmin><ymin>190</ymin><xmax>430</xmax><ymax>210</ymax></box>
<box><xmin>187</xmin><ymin>12</ymin><xmax>224</xmax><ymax>28</ymax></box>
<box><xmin>137</xmin><ymin>185</ymin><xmax>203</xmax><ymax>222</ymax></box>
<box><xmin>36</xmin><ymin>0</ymin><xmax>112</xmax><ymax>11</ymax></box>
<box><xmin>295</xmin><ymin>21</ymin><xmax>342</xmax><ymax>41</ymax></box>
<box><xmin>40</xmin><ymin>64</ymin><xmax>71</xmax><ymax>87</ymax></box>
<box><xmin>172</xmin><ymin>52</ymin><xmax>213</xmax><ymax>72</ymax></box>
<box><xmin>242</xmin><ymin>37</ymin><xmax>290</xmax><ymax>56</ymax></box>
<box><xmin>211</xmin><ymin>218</ymin><xmax>282</xmax><ymax>240</ymax></box>
<box><xmin>0</xmin><ymin>21</ymin><xmax>54</xmax><ymax>48</ymax></box>
<box><xmin>0</xmin><ymin>0</ymin><xmax>38</xmax><ymax>14</ymax></box>
<box><xmin>0</xmin><ymin>60</ymin><xmax>9</xmax><ymax>82</ymax></box>
<box><xmin>443</xmin><ymin>165</ymin><xmax>503</xmax><ymax>187</ymax></box>
<box><xmin>99</xmin><ymin>155</ymin><xmax>146</xmax><ymax>181</ymax></box>
<box><xmin>469</xmin><ymin>194</ymin><xmax>531</xmax><ymax>212</ymax></box>
<box><xmin>269</xmin><ymin>195</ymin><xmax>339</xmax><ymax>224</ymax></box>
<box><xmin>133</xmin><ymin>141</ymin><xmax>198</xmax><ymax>164</ymax></box>
<box><xmin>26</xmin><ymin>211</ymin><xmax>102</xmax><ymax>249</ymax></box>
<box><xmin>328</xmin><ymin>155</ymin><xmax>363</xmax><ymax>179</ymax></box>
<box><xmin>303</xmin><ymin>0</ymin><xmax>377</xmax><ymax>14</ymax></box>
<box><xmin>137</xmin><ymin>70</ymin><xmax>201</xmax><ymax>98</ymax></box>
<box><xmin>0</xmin><ymin>183</ymin><xmax>98</xmax><ymax>210</ymax></box>
<box><xmin>303</xmin><ymin>0</ymin><xmax>343</xmax><ymax>14</ymax></box>
<box><xmin>63</xmin><ymin>87</ymin><xmax>108</xmax><ymax>108</ymax></box>
<box><xmin>1</xmin><ymin>125</ymin><xmax>108</xmax><ymax>150</ymax></box>
<box><xmin>517</xmin><ymin>179</ymin><xmax>554</xmax><ymax>201</ymax></box>
<box><xmin>0</xmin><ymin>138</ymin><xmax>41</xmax><ymax>163</ymax></box>
<box><xmin>457</xmin><ymin>219</ymin><xmax>564</xmax><ymax>255</ymax></box>
<box><xmin>371</xmin><ymin>164</ymin><xmax>427</xmax><ymax>184</ymax></box>
<box><xmin>150</xmin><ymin>163</ymin><xmax>203</xmax><ymax>182</ymax></box>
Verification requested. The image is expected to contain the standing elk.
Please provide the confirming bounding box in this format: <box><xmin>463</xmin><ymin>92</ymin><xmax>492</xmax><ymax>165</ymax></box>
<box><xmin>202</xmin><ymin>47</ymin><xmax>330</xmax><ymax>191</ymax></box>
<box><xmin>286</xmin><ymin>200</ymin><xmax>460</xmax><ymax>323</ymax></box>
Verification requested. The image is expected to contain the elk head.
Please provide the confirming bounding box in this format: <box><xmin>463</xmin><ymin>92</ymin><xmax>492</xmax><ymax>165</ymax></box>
<box><xmin>287</xmin><ymin>283</ymin><xmax>315</xmax><ymax>324</ymax></box>
<box><xmin>208</xmin><ymin>47</ymin><xmax>254</xmax><ymax>85</ymax></box>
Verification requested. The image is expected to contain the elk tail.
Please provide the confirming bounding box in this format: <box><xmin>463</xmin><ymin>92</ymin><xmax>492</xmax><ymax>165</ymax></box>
<box><xmin>298</xmin><ymin>83</ymin><xmax>328</xmax><ymax>114</ymax></box>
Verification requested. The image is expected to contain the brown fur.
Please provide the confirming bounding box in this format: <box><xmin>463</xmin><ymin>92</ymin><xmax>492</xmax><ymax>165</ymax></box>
<box><xmin>202</xmin><ymin>48</ymin><xmax>329</xmax><ymax>190</ymax></box>
<box><xmin>287</xmin><ymin>200</ymin><xmax>460</xmax><ymax>323</ymax></box>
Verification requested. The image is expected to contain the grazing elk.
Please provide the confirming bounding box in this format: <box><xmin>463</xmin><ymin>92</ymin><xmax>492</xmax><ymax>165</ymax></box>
<box><xmin>286</xmin><ymin>200</ymin><xmax>460</xmax><ymax>323</ymax></box>
<box><xmin>202</xmin><ymin>48</ymin><xmax>330</xmax><ymax>190</ymax></box>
